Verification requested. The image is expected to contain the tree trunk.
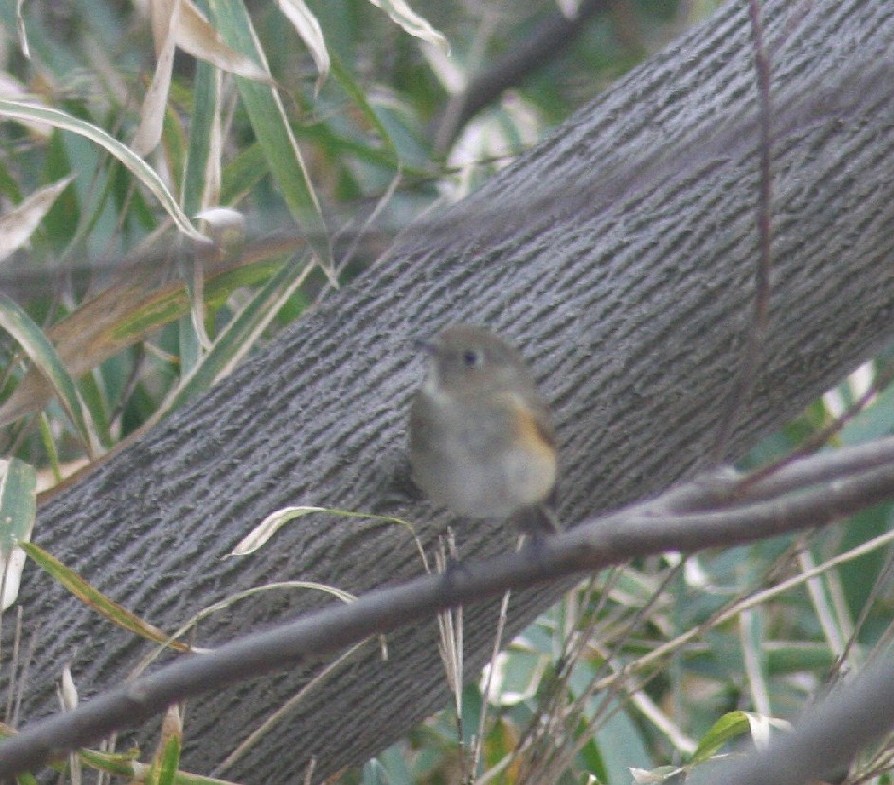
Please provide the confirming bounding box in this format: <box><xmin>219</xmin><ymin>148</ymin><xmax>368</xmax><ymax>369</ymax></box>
<box><xmin>9</xmin><ymin>0</ymin><xmax>894</xmax><ymax>782</ymax></box>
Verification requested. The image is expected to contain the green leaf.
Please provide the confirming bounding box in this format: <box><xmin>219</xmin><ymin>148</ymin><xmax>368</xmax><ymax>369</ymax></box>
<box><xmin>0</xmin><ymin>176</ymin><xmax>73</xmax><ymax>263</ymax></box>
<box><xmin>205</xmin><ymin>0</ymin><xmax>333</xmax><ymax>279</ymax></box>
<box><xmin>0</xmin><ymin>458</ymin><xmax>36</xmax><ymax>611</ymax></box>
<box><xmin>156</xmin><ymin>253</ymin><xmax>313</xmax><ymax>418</ymax></box>
<box><xmin>0</xmin><ymin>291</ymin><xmax>99</xmax><ymax>454</ymax></box>
<box><xmin>691</xmin><ymin>711</ymin><xmax>752</xmax><ymax>764</ymax></box>
<box><xmin>18</xmin><ymin>541</ymin><xmax>191</xmax><ymax>653</ymax></box>
<box><xmin>147</xmin><ymin>714</ymin><xmax>182</xmax><ymax>785</ymax></box>
<box><xmin>182</xmin><ymin>60</ymin><xmax>219</xmax><ymax>217</ymax></box>
<box><xmin>330</xmin><ymin>52</ymin><xmax>398</xmax><ymax>166</ymax></box>
<box><xmin>0</xmin><ymin>99</ymin><xmax>207</xmax><ymax>242</ymax></box>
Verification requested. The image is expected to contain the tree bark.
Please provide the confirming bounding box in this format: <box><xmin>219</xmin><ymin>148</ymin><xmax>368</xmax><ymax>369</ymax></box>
<box><xmin>8</xmin><ymin>0</ymin><xmax>894</xmax><ymax>782</ymax></box>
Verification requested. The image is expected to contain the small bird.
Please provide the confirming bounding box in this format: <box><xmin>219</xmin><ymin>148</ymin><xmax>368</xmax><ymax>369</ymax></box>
<box><xmin>409</xmin><ymin>323</ymin><xmax>558</xmax><ymax>535</ymax></box>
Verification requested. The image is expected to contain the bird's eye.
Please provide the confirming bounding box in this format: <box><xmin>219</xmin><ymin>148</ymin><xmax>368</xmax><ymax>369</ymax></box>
<box><xmin>462</xmin><ymin>348</ymin><xmax>483</xmax><ymax>368</ymax></box>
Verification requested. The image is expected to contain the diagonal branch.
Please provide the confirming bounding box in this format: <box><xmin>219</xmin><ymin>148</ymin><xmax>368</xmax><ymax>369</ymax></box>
<box><xmin>433</xmin><ymin>0</ymin><xmax>612</xmax><ymax>153</ymax></box>
<box><xmin>716</xmin><ymin>656</ymin><xmax>894</xmax><ymax>785</ymax></box>
<box><xmin>3</xmin><ymin>436</ymin><xmax>894</xmax><ymax>778</ymax></box>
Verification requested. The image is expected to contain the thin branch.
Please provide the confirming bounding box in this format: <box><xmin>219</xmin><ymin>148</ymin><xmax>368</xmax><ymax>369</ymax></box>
<box><xmin>4</xmin><ymin>436</ymin><xmax>894</xmax><ymax>777</ymax></box>
<box><xmin>433</xmin><ymin>0</ymin><xmax>611</xmax><ymax>154</ymax></box>
<box><xmin>716</xmin><ymin>656</ymin><xmax>894</xmax><ymax>785</ymax></box>
<box><xmin>676</xmin><ymin>432</ymin><xmax>894</xmax><ymax>511</ymax></box>
<box><xmin>712</xmin><ymin>0</ymin><xmax>774</xmax><ymax>460</ymax></box>
<box><xmin>834</xmin><ymin>544</ymin><xmax>894</xmax><ymax>679</ymax></box>
<box><xmin>742</xmin><ymin>358</ymin><xmax>894</xmax><ymax>490</ymax></box>
<box><xmin>591</xmin><ymin>526</ymin><xmax>894</xmax><ymax>693</ymax></box>
<box><xmin>211</xmin><ymin>642</ymin><xmax>370</xmax><ymax>776</ymax></box>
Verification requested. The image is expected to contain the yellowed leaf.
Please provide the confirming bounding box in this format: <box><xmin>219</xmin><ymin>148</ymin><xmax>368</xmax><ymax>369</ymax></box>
<box><xmin>274</xmin><ymin>0</ymin><xmax>329</xmax><ymax>90</ymax></box>
<box><xmin>368</xmin><ymin>0</ymin><xmax>449</xmax><ymax>53</ymax></box>
<box><xmin>0</xmin><ymin>177</ymin><xmax>74</xmax><ymax>263</ymax></box>
<box><xmin>133</xmin><ymin>0</ymin><xmax>181</xmax><ymax>155</ymax></box>
<box><xmin>177</xmin><ymin>0</ymin><xmax>271</xmax><ymax>83</ymax></box>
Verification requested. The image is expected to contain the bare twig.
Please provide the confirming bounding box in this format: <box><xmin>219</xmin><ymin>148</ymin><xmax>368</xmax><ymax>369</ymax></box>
<box><xmin>741</xmin><ymin>358</ymin><xmax>894</xmax><ymax>491</ymax></box>
<box><xmin>433</xmin><ymin>0</ymin><xmax>612</xmax><ymax>154</ymax></box>
<box><xmin>712</xmin><ymin>0</ymin><xmax>774</xmax><ymax>461</ymax></box>
<box><xmin>716</xmin><ymin>655</ymin><xmax>894</xmax><ymax>785</ymax></box>
<box><xmin>4</xmin><ymin>435</ymin><xmax>894</xmax><ymax>777</ymax></box>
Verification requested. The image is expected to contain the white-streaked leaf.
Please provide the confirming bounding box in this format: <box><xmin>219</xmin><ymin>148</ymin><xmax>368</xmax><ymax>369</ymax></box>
<box><xmin>229</xmin><ymin>505</ymin><xmax>418</xmax><ymax>557</ymax></box>
<box><xmin>690</xmin><ymin>711</ymin><xmax>753</xmax><ymax>764</ymax></box>
<box><xmin>0</xmin><ymin>458</ymin><xmax>36</xmax><ymax>611</ymax></box>
<box><xmin>274</xmin><ymin>0</ymin><xmax>330</xmax><ymax>91</ymax></box>
<box><xmin>745</xmin><ymin>712</ymin><xmax>791</xmax><ymax>750</ymax></box>
<box><xmin>0</xmin><ymin>73</ymin><xmax>50</xmax><ymax>136</ymax></box>
<box><xmin>0</xmin><ymin>99</ymin><xmax>209</xmax><ymax>243</ymax></box>
<box><xmin>60</xmin><ymin>663</ymin><xmax>82</xmax><ymax>785</ymax></box>
<box><xmin>368</xmin><ymin>0</ymin><xmax>449</xmax><ymax>53</ymax></box>
<box><xmin>555</xmin><ymin>0</ymin><xmax>582</xmax><ymax>18</ymax></box>
<box><xmin>229</xmin><ymin>506</ymin><xmax>327</xmax><ymax>556</ymax></box>
<box><xmin>0</xmin><ymin>176</ymin><xmax>74</xmax><ymax>264</ymax></box>
<box><xmin>16</xmin><ymin>0</ymin><xmax>30</xmax><ymax>59</ymax></box>
<box><xmin>204</xmin><ymin>0</ymin><xmax>334</xmax><ymax>278</ymax></box>
<box><xmin>20</xmin><ymin>539</ymin><xmax>192</xmax><ymax>652</ymax></box>
<box><xmin>421</xmin><ymin>41</ymin><xmax>463</xmax><ymax>93</ymax></box>
<box><xmin>203</xmin><ymin>69</ymin><xmax>223</xmax><ymax>205</ymax></box>
<box><xmin>151</xmin><ymin>705</ymin><xmax>183</xmax><ymax>785</ymax></box>
<box><xmin>60</xmin><ymin>663</ymin><xmax>79</xmax><ymax>710</ymax></box>
<box><xmin>630</xmin><ymin>767</ymin><xmax>682</xmax><ymax>784</ymax></box>
<box><xmin>133</xmin><ymin>0</ymin><xmax>181</xmax><ymax>155</ymax></box>
<box><xmin>176</xmin><ymin>0</ymin><xmax>270</xmax><ymax>83</ymax></box>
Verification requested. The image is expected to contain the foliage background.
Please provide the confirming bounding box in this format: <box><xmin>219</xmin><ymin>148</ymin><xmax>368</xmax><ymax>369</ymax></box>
<box><xmin>3</xmin><ymin>1</ymin><xmax>894</xmax><ymax>784</ymax></box>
